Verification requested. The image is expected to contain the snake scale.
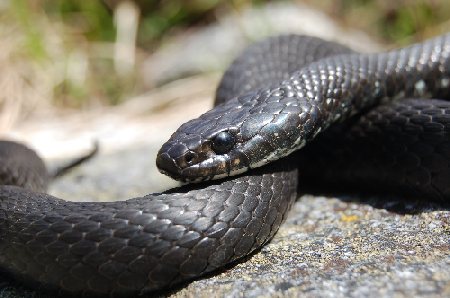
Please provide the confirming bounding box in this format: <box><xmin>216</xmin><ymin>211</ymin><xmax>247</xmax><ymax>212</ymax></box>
<box><xmin>0</xmin><ymin>33</ymin><xmax>450</xmax><ymax>297</ymax></box>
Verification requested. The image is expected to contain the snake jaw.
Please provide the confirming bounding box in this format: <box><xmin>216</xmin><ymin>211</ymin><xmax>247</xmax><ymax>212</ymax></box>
<box><xmin>156</xmin><ymin>144</ymin><xmax>206</xmax><ymax>181</ymax></box>
<box><xmin>179</xmin><ymin>148</ymin><xmax>252</xmax><ymax>181</ymax></box>
<box><xmin>157</xmin><ymin>130</ymin><xmax>254</xmax><ymax>181</ymax></box>
<box><xmin>156</xmin><ymin>130</ymin><xmax>224</xmax><ymax>181</ymax></box>
<box><xmin>156</xmin><ymin>147</ymin><xmax>249</xmax><ymax>182</ymax></box>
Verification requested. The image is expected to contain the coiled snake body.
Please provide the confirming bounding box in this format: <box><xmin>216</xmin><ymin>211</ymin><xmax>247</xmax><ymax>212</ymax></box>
<box><xmin>1</xmin><ymin>34</ymin><xmax>450</xmax><ymax>297</ymax></box>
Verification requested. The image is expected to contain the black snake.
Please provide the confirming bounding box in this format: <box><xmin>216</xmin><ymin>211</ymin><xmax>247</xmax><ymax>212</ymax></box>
<box><xmin>0</xmin><ymin>34</ymin><xmax>449</xmax><ymax>297</ymax></box>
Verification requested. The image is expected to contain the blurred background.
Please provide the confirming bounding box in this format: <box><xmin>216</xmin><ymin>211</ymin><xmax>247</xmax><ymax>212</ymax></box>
<box><xmin>1</xmin><ymin>0</ymin><xmax>449</xmax><ymax>129</ymax></box>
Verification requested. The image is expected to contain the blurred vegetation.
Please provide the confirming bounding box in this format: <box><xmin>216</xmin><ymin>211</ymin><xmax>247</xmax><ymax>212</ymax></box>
<box><xmin>305</xmin><ymin>0</ymin><xmax>450</xmax><ymax>45</ymax></box>
<box><xmin>1</xmin><ymin>0</ymin><xmax>449</xmax><ymax>114</ymax></box>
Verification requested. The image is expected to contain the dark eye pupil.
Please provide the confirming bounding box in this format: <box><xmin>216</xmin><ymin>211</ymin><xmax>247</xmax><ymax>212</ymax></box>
<box><xmin>212</xmin><ymin>131</ymin><xmax>234</xmax><ymax>154</ymax></box>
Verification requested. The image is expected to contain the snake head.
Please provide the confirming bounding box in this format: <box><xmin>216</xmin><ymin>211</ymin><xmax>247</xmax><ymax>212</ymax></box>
<box><xmin>156</xmin><ymin>127</ymin><xmax>249</xmax><ymax>182</ymax></box>
<box><xmin>156</xmin><ymin>96</ymin><xmax>252</xmax><ymax>182</ymax></box>
<box><xmin>156</xmin><ymin>87</ymin><xmax>322</xmax><ymax>182</ymax></box>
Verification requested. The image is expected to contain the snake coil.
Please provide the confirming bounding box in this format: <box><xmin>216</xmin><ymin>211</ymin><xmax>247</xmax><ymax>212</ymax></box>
<box><xmin>0</xmin><ymin>34</ymin><xmax>449</xmax><ymax>297</ymax></box>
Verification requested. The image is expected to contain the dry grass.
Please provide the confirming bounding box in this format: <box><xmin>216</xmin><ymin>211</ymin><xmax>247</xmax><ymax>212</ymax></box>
<box><xmin>0</xmin><ymin>1</ymin><xmax>148</xmax><ymax>133</ymax></box>
<box><xmin>0</xmin><ymin>15</ymin><xmax>58</xmax><ymax>132</ymax></box>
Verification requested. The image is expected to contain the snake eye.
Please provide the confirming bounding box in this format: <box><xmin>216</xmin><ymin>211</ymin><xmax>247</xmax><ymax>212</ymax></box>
<box><xmin>212</xmin><ymin>131</ymin><xmax>234</xmax><ymax>154</ymax></box>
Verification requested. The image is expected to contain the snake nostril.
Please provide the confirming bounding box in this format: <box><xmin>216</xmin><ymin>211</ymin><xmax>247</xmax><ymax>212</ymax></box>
<box><xmin>184</xmin><ymin>152</ymin><xmax>195</xmax><ymax>164</ymax></box>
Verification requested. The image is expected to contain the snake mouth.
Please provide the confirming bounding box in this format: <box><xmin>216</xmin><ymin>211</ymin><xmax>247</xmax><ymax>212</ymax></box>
<box><xmin>156</xmin><ymin>151</ymin><xmax>198</xmax><ymax>180</ymax></box>
<box><xmin>156</xmin><ymin>142</ymin><xmax>214</xmax><ymax>181</ymax></box>
<box><xmin>156</xmin><ymin>150</ymin><xmax>250</xmax><ymax>183</ymax></box>
<box><xmin>156</xmin><ymin>152</ymin><xmax>224</xmax><ymax>182</ymax></box>
<box><xmin>157</xmin><ymin>146</ymin><xmax>253</xmax><ymax>182</ymax></box>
